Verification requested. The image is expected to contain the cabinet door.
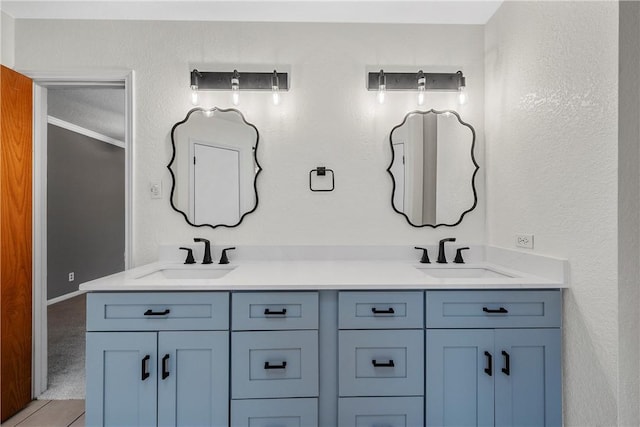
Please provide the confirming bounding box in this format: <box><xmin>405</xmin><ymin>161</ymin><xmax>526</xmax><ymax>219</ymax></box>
<box><xmin>494</xmin><ymin>329</ymin><xmax>561</xmax><ymax>427</ymax></box>
<box><xmin>157</xmin><ymin>331</ymin><xmax>229</xmax><ymax>427</ymax></box>
<box><xmin>426</xmin><ymin>329</ymin><xmax>494</xmax><ymax>427</ymax></box>
<box><xmin>86</xmin><ymin>332</ymin><xmax>157</xmax><ymax>427</ymax></box>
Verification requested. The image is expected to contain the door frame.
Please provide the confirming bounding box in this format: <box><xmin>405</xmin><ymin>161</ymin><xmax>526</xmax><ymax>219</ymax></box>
<box><xmin>25</xmin><ymin>70</ymin><xmax>134</xmax><ymax>397</ymax></box>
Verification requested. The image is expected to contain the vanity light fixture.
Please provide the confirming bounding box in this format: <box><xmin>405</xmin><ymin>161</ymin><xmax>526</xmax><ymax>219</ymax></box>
<box><xmin>189</xmin><ymin>68</ymin><xmax>290</xmax><ymax>106</ymax></box>
<box><xmin>377</xmin><ymin>70</ymin><xmax>386</xmax><ymax>104</ymax></box>
<box><xmin>367</xmin><ymin>69</ymin><xmax>468</xmax><ymax>105</ymax></box>
<box><xmin>271</xmin><ymin>70</ymin><xmax>280</xmax><ymax>106</ymax></box>
<box><xmin>231</xmin><ymin>70</ymin><xmax>240</xmax><ymax>106</ymax></box>
<box><xmin>417</xmin><ymin>70</ymin><xmax>426</xmax><ymax>106</ymax></box>
<box><xmin>457</xmin><ymin>70</ymin><xmax>468</xmax><ymax>105</ymax></box>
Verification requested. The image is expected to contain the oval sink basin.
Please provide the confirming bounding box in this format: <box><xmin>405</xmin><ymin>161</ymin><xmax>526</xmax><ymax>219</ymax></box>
<box><xmin>417</xmin><ymin>266</ymin><xmax>514</xmax><ymax>279</ymax></box>
<box><xmin>136</xmin><ymin>266</ymin><xmax>236</xmax><ymax>280</ymax></box>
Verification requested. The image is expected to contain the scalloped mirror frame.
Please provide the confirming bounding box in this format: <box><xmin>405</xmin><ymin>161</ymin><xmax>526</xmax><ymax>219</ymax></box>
<box><xmin>387</xmin><ymin>109</ymin><xmax>479</xmax><ymax>228</ymax></box>
<box><xmin>168</xmin><ymin>107</ymin><xmax>261</xmax><ymax>229</ymax></box>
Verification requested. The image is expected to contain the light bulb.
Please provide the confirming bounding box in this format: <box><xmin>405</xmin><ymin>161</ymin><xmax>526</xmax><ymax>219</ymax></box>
<box><xmin>417</xmin><ymin>87</ymin><xmax>425</xmax><ymax>106</ymax></box>
<box><xmin>377</xmin><ymin>70</ymin><xmax>386</xmax><ymax>104</ymax></box>
<box><xmin>203</xmin><ymin>109</ymin><xmax>213</xmax><ymax>118</ymax></box>
<box><xmin>231</xmin><ymin>70</ymin><xmax>240</xmax><ymax>106</ymax></box>
<box><xmin>417</xmin><ymin>70</ymin><xmax>426</xmax><ymax>106</ymax></box>
<box><xmin>271</xmin><ymin>70</ymin><xmax>280</xmax><ymax>106</ymax></box>
<box><xmin>190</xmin><ymin>85</ymin><xmax>198</xmax><ymax>105</ymax></box>
<box><xmin>458</xmin><ymin>86</ymin><xmax>468</xmax><ymax>105</ymax></box>
<box><xmin>377</xmin><ymin>84</ymin><xmax>386</xmax><ymax>104</ymax></box>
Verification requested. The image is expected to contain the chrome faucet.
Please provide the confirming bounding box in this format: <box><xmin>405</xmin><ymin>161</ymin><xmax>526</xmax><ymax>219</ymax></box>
<box><xmin>194</xmin><ymin>238</ymin><xmax>213</xmax><ymax>264</ymax></box>
<box><xmin>437</xmin><ymin>238</ymin><xmax>456</xmax><ymax>263</ymax></box>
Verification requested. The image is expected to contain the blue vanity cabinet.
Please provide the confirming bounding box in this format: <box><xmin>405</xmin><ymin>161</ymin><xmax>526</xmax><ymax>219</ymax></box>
<box><xmin>337</xmin><ymin>291</ymin><xmax>425</xmax><ymax>427</ymax></box>
<box><xmin>425</xmin><ymin>290</ymin><xmax>562</xmax><ymax>427</ymax></box>
<box><xmin>85</xmin><ymin>292</ymin><xmax>230</xmax><ymax>427</ymax></box>
<box><xmin>230</xmin><ymin>292</ymin><xmax>320</xmax><ymax>426</ymax></box>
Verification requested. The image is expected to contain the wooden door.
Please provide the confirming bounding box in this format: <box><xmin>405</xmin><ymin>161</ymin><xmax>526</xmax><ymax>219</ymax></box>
<box><xmin>0</xmin><ymin>65</ymin><xmax>33</xmax><ymax>422</ymax></box>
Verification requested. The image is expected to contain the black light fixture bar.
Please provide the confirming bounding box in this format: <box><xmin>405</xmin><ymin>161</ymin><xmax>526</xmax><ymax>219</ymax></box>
<box><xmin>191</xmin><ymin>69</ymin><xmax>289</xmax><ymax>91</ymax></box>
<box><xmin>367</xmin><ymin>71</ymin><xmax>463</xmax><ymax>91</ymax></box>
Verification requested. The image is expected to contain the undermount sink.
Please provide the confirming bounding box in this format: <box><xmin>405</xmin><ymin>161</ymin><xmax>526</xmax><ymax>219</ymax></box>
<box><xmin>136</xmin><ymin>266</ymin><xmax>236</xmax><ymax>280</ymax></box>
<box><xmin>417</xmin><ymin>266</ymin><xmax>515</xmax><ymax>279</ymax></box>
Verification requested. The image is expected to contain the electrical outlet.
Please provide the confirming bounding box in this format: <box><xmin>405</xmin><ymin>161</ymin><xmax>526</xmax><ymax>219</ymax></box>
<box><xmin>150</xmin><ymin>181</ymin><xmax>162</xmax><ymax>199</ymax></box>
<box><xmin>516</xmin><ymin>234</ymin><xmax>534</xmax><ymax>249</ymax></box>
<box><xmin>68</xmin><ymin>272</ymin><xmax>75</xmax><ymax>282</ymax></box>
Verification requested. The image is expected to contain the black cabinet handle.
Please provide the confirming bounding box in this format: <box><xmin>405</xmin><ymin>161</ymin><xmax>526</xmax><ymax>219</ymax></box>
<box><xmin>144</xmin><ymin>309</ymin><xmax>171</xmax><ymax>316</ymax></box>
<box><xmin>502</xmin><ymin>351</ymin><xmax>510</xmax><ymax>376</ymax></box>
<box><xmin>484</xmin><ymin>351</ymin><xmax>492</xmax><ymax>376</ymax></box>
<box><xmin>371</xmin><ymin>307</ymin><xmax>395</xmax><ymax>315</ymax></box>
<box><xmin>482</xmin><ymin>307</ymin><xmax>508</xmax><ymax>314</ymax></box>
<box><xmin>162</xmin><ymin>354</ymin><xmax>170</xmax><ymax>380</ymax></box>
<box><xmin>264</xmin><ymin>361</ymin><xmax>287</xmax><ymax>370</ymax></box>
<box><xmin>372</xmin><ymin>359</ymin><xmax>395</xmax><ymax>368</ymax></box>
<box><xmin>264</xmin><ymin>308</ymin><xmax>287</xmax><ymax>316</ymax></box>
<box><xmin>141</xmin><ymin>355</ymin><xmax>150</xmax><ymax>381</ymax></box>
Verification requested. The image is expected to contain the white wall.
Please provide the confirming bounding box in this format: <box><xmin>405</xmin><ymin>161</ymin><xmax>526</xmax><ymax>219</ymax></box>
<box><xmin>13</xmin><ymin>20</ymin><xmax>485</xmax><ymax>264</ymax></box>
<box><xmin>485</xmin><ymin>2</ymin><xmax>619</xmax><ymax>425</ymax></box>
<box><xmin>1</xmin><ymin>11</ymin><xmax>15</xmax><ymax>67</ymax></box>
<box><xmin>618</xmin><ymin>2</ymin><xmax>640</xmax><ymax>424</ymax></box>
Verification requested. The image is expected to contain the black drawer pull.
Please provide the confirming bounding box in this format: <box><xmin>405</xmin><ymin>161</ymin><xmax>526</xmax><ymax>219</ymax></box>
<box><xmin>144</xmin><ymin>309</ymin><xmax>171</xmax><ymax>316</ymax></box>
<box><xmin>141</xmin><ymin>355</ymin><xmax>150</xmax><ymax>381</ymax></box>
<box><xmin>484</xmin><ymin>351</ymin><xmax>492</xmax><ymax>376</ymax></box>
<box><xmin>482</xmin><ymin>307</ymin><xmax>508</xmax><ymax>314</ymax></box>
<box><xmin>372</xmin><ymin>359</ymin><xmax>395</xmax><ymax>368</ymax></box>
<box><xmin>371</xmin><ymin>307</ymin><xmax>395</xmax><ymax>315</ymax></box>
<box><xmin>162</xmin><ymin>354</ymin><xmax>170</xmax><ymax>380</ymax></box>
<box><xmin>264</xmin><ymin>361</ymin><xmax>287</xmax><ymax>370</ymax></box>
<box><xmin>502</xmin><ymin>351</ymin><xmax>510</xmax><ymax>376</ymax></box>
<box><xmin>264</xmin><ymin>308</ymin><xmax>287</xmax><ymax>316</ymax></box>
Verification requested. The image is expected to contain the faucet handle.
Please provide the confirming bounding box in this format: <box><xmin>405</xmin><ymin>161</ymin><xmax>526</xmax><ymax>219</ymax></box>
<box><xmin>414</xmin><ymin>247</ymin><xmax>430</xmax><ymax>264</ymax></box>
<box><xmin>179</xmin><ymin>247</ymin><xmax>195</xmax><ymax>264</ymax></box>
<box><xmin>219</xmin><ymin>247</ymin><xmax>236</xmax><ymax>264</ymax></box>
<box><xmin>454</xmin><ymin>247</ymin><xmax>470</xmax><ymax>264</ymax></box>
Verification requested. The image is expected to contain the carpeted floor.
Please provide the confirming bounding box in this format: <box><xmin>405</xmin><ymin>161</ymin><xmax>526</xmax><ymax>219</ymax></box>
<box><xmin>38</xmin><ymin>294</ymin><xmax>86</xmax><ymax>400</ymax></box>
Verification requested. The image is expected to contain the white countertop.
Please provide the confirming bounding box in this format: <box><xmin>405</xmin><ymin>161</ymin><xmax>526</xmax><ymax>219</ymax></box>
<box><xmin>79</xmin><ymin>247</ymin><xmax>567</xmax><ymax>291</ymax></box>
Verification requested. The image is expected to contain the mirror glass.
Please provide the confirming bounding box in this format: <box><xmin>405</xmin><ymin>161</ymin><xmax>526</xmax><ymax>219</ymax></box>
<box><xmin>168</xmin><ymin>108</ymin><xmax>260</xmax><ymax>228</ymax></box>
<box><xmin>388</xmin><ymin>110</ymin><xmax>478</xmax><ymax>227</ymax></box>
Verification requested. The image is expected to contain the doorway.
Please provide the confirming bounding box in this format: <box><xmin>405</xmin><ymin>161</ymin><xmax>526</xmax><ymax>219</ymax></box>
<box><xmin>30</xmin><ymin>72</ymin><xmax>133</xmax><ymax>398</ymax></box>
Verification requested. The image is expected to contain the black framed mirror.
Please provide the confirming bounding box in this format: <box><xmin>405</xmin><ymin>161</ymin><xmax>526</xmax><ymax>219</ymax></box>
<box><xmin>388</xmin><ymin>109</ymin><xmax>478</xmax><ymax>228</ymax></box>
<box><xmin>168</xmin><ymin>107</ymin><xmax>261</xmax><ymax>228</ymax></box>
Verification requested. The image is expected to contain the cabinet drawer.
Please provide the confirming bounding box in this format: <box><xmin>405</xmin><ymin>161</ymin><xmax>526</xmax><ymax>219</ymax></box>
<box><xmin>338</xmin><ymin>397</ymin><xmax>424</xmax><ymax>427</ymax></box>
<box><xmin>339</xmin><ymin>330</ymin><xmax>424</xmax><ymax>397</ymax></box>
<box><xmin>339</xmin><ymin>291</ymin><xmax>424</xmax><ymax>329</ymax></box>
<box><xmin>87</xmin><ymin>292</ymin><xmax>229</xmax><ymax>331</ymax></box>
<box><xmin>231</xmin><ymin>398</ymin><xmax>318</xmax><ymax>427</ymax></box>
<box><xmin>232</xmin><ymin>292</ymin><xmax>319</xmax><ymax>330</ymax></box>
<box><xmin>232</xmin><ymin>330</ymin><xmax>319</xmax><ymax>399</ymax></box>
<box><xmin>426</xmin><ymin>290</ymin><xmax>561</xmax><ymax>328</ymax></box>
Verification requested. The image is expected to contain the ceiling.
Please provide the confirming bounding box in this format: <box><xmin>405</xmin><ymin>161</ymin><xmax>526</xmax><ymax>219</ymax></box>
<box><xmin>1</xmin><ymin>1</ymin><xmax>503</xmax><ymax>25</ymax></box>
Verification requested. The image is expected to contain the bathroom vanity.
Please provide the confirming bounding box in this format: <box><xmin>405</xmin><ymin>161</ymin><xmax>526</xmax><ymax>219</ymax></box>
<box><xmin>81</xmin><ymin>246</ymin><xmax>565</xmax><ymax>427</ymax></box>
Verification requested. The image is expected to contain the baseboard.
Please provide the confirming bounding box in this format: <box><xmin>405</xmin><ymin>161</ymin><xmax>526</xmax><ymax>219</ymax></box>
<box><xmin>47</xmin><ymin>289</ymin><xmax>87</xmax><ymax>306</ymax></box>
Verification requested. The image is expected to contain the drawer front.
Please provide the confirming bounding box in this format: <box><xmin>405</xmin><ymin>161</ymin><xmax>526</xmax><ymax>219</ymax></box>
<box><xmin>231</xmin><ymin>398</ymin><xmax>318</xmax><ymax>427</ymax></box>
<box><xmin>232</xmin><ymin>292</ymin><xmax>319</xmax><ymax>330</ymax></box>
<box><xmin>426</xmin><ymin>290</ymin><xmax>561</xmax><ymax>328</ymax></box>
<box><xmin>232</xmin><ymin>330</ymin><xmax>319</xmax><ymax>399</ymax></box>
<box><xmin>339</xmin><ymin>330</ymin><xmax>424</xmax><ymax>397</ymax></box>
<box><xmin>339</xmin><ymin>291</ymin><xmax>424</xmax><ymax>329</ymax></box>
<box><xmin>338</xmin><ymin>397</ymin><xmax>424</xmax><ymax>427</ymax></box>
<box><xmin>87</xmin><ymin>292</ymin><xmax>229</xmax><ymax>331</ymax></box>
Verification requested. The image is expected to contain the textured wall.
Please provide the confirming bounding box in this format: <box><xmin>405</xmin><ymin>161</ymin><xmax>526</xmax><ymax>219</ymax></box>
<box><xmin>1</xmin><ymin>11</ymin><xmax>15</xmax><ymax>67</ymax></box>
<box><xmin>618</xmin><ymin>2</ymin><xmax>640</xmax><ymax>424</ymax></box>
<box><xmin>485</xmin><ymin>2</ymin><xmax>619</xmax><ymax>425</ymax></box>
<box><xmin>13</xmin><ymin>20</ymin><xmax>485</xmax><ymax>265</ymax></box>
<box><xmin>47</xmin><ymin>124</ymin><xmax>125</xmax><ymax>300</ymax></box>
